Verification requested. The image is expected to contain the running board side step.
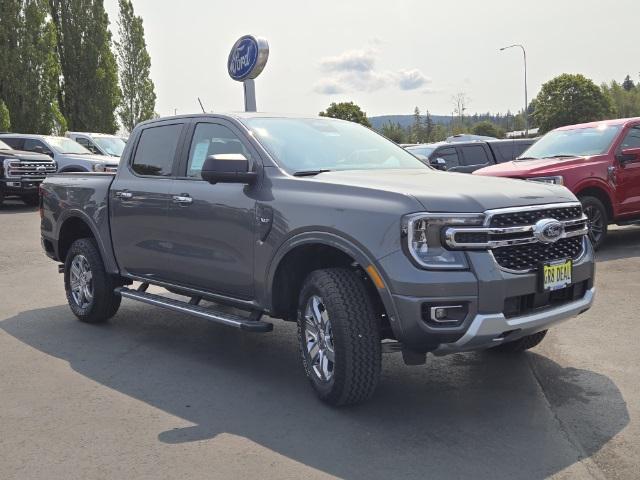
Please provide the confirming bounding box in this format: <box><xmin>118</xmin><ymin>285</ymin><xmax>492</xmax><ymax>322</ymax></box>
<box><xmin>115</xmin><ymin>287</ymin><xmax>273</xmax><ymax>333</ymax></box>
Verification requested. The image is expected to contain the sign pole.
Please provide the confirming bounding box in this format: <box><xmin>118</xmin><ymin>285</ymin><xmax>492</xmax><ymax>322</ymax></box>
<box><xmin>243</xmin><ymin>79</ymin><xmax>257</xmax><ymax>112</ymax></box>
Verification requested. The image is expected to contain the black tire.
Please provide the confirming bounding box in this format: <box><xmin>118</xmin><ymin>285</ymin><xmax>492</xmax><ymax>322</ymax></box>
<box><xmin>580</xmin><ymin>195</ymin><xmax>608</xmax><ymax>250</ymax></box>
<box><xmin>21</xmin><ymin>194</ymin><xmax>39</xmax><ymax>207</ymax></box>
<box><xmin>64</xmin><ymin>238</ymin><xmax>121</xmax><ymax>323</ymax></box>
<box><xmin>491</xmin><ymin>330</ymin><xmax>547</xmax><ymax>353</ymax></box>
<box><xmin>297</xmin><ymin>268</ymin><xmax>381</xmax><ymax>406</ymax></box>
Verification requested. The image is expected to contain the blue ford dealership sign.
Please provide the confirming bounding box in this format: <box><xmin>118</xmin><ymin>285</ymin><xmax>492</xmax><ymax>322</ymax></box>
<box><xmin>228</xmin><ymin>35</ymin><xmax>269</xmax><ymax>81</ymax></box>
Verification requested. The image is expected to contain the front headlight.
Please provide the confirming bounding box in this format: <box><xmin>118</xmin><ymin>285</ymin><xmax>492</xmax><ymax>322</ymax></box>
<box><xmin>403</xmin><ymin>213</ymin><xmax>484</xmax><ymax>269</ymax></box>
<box><xmin>527</xmin><ymin>175</ymin><xmax>564</xmax><ymax>185</ymax></box>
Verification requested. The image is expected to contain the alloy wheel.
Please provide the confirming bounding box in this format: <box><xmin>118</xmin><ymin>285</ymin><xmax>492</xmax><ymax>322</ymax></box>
<box><xmin>69</xmin><ymin>254</ymin><xmax>94</xmax><ymax>308</ymax></box>
<box><xmin>304</xmin><ymin>295</ymin><xmax>335</xmax><ymax>382</ymax></box>
<box><xmin>584</xmin><ymin>205</ymin><xmax>605</xmax><ymax>246</ymax></box>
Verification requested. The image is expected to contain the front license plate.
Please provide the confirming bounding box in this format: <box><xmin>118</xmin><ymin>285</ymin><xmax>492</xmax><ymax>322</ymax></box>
<box><xmin>542</xmin><ymin>259</ymin><xmax>572</xmax><ymax>291</ymax></box>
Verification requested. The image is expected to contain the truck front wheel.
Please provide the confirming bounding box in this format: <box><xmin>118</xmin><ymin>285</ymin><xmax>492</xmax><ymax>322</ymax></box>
<box><xmin>64</xmin><ymin>238</ymin><xmax>121</xmax><ymax>323</ymax></box>
<box><xmin>580</xmin><ymin>196</ymin><xmax>608</xmax><ymax>249</ymax></box>
<box><xmin>297</xmin><ymin>268</ymin><xmax>381</xmax><ymax>406</ymax></box>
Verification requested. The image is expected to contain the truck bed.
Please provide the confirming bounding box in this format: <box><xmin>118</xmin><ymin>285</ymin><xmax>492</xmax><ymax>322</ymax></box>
<box><xmin>40</xmin><ymin>172</ymin><xmax>119</xmax><ymax>273</ymax></box>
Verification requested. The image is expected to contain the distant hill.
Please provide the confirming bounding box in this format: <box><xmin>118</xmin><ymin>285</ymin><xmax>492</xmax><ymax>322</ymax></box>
<box><xmin>369</xmin><ymin>115</ymin><xmax>452</xmax><ymax>130</ymax></box>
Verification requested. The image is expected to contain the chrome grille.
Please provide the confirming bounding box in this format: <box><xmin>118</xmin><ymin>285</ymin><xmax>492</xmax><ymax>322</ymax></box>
<box><xmin>489</xmin><ymin>205</ymin><xmax>582</xmax><ymax>227</ymax></box>
<box><xmin>444</xmin><ymin>203</ymin><xmax>588</xmax><ymax>272</ymax></box>
<box><xmin>492</xmin><ymin>237</ymin><xmax>584</xmax><ymax>272</ymax></box>
<box><xmin>5</xmin><ymin>160</ymin><xmax>57</xmax><ymax>179</ymax></box>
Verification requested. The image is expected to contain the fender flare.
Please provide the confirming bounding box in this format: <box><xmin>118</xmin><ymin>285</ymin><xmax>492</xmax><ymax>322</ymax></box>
<box><xmin>573</xmin><ymin>178</ymin><xmax>616</xmax><ymax>216</ymax></box>
<box><xmin>55</xmin><ymin>209</ymin><xmax>119</xmax><ymax>274</ymax></box>
<box><xmin>264</xmin><ymin>230</ymin><xmax>399</xmax><ymax>321</ymax></box>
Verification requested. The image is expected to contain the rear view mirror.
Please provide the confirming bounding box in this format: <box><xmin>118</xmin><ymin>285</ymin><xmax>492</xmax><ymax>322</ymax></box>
<box><xmin>618</xmin><ymin>147</ymin><xmax>640</xmax><ymax>164</ymax></box>
<box><xmin>430</xmin><ymin>157</ymin><xmax>447</xmax><ymax>171</ymax></box>
<box><xmin>201</xmin><ymin>154</ymin><xmax>257</xmax><ymax>185</ymax></box>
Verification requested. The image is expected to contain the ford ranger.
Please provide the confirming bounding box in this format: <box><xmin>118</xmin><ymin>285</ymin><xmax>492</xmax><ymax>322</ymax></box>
<box><xmin>40</xmin><ymin>113</ymin><xmax>595</xmax><ymax>405</ymax></box>
<box><xmin>474</xmin><ymin>117</ymin><xmax>640</xmax><ymax>248</ymax></box>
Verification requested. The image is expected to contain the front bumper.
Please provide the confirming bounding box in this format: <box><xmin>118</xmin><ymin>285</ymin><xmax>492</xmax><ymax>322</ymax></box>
<box><xmin>0</xmin><ymin>178</ymin><xmax>43</xmax><ymax>194</ymax></box>
<box><xmin>378</xmin><ymin>237</ymin><xmax>595</xmax><ymax>354</ymax></box>
<box><xmin>432</xmin><ymin>287</ymin><xmax>594</xmax><ymax>355</ymax></box>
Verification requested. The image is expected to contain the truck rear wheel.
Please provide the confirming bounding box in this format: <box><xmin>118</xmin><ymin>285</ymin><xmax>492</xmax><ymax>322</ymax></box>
<box><xmin>491</xmin><ymin>330</ymin><xmax>547</xmax><ymax>353</ymax></box>
<box><xmin>297</xmin><ymin>268</ymin><xmax>381</xmax><ymax>406</ymax></box>
<box><xmin>580</xmin><ymin>196</ymin><xmax>608</xmax><ymax>249</ymax></box>
<box><xmin>64</xmin><ymin>238</ymin><xmax>121</xmax><ymax>323</ymax></box>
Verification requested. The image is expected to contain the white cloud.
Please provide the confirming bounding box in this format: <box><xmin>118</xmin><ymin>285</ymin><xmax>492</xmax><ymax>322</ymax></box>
<box><xmin>396</xmin><ymin>69</ymin><xmax>432</xmax><ymax>90</ymax></box>
<box><xmin>320</xmin><ymin>48</ymin><xmax>377</xmax><ymax>73</ymax></box>
<box><xmin>314</xmin><ymin>47</ymin><xmax>432</xmax><ymax>95</ymax></box>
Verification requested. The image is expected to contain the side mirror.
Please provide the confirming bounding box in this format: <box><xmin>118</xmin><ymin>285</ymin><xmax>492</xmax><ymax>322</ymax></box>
<box><xmin>201</xmin><ymin>154</ymin><xmax>257</xmax><ymax>185</ymax></box>
<box><xmin>618</xmin><ymin>147</ymin><xmax>640</xmax><ymax>164</ymax></box>
<box><xmin>430</xmin><ymin>157</ymin><xmax>447</xmax><ymax>171</ymax></box>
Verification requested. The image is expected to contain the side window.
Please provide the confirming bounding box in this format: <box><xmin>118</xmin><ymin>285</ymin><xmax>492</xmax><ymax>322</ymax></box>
<box><xmin>75</xmin><ymin>137</ymin><xmax>99</xmax><ymax>154</ymax></box>
<box><xmin>460</xmin><ymin>145</ymin><xmax>490</xmax><ymax>166</ymax></box>
<box><xmin>23</xmin><ymin>139</ymin><xmax>51</xmax><ymax>155</ymax></box>
<box><xmin>621</xmin><ymin>126</ymin><xmax>640</xmax><ymax>149</ymax></box>
<box><xmin>132</xmin><ymin>124</ymin><xmax>183</xmax><ymax>176</ymax></box>
<box><xmin>1</xmin><ymin>138</ymin><xmax>24</xmax><ymax>150</ymax></box>
<box><xmin>186</xmin><ymin>123</ymin><xmax>251</xmax><ymax>178</ymax></box>
<box><xmin>434</xmin><ymin>147</ymin><xmax>459</xmax><ymax>169</ymax></box>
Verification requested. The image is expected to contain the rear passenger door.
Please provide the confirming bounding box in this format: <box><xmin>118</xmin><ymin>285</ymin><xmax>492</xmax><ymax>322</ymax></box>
<box><xmin>110</xmin><ymin>121</ymin><xmax>186</xmax><ymax>280</ymax></box>
<box><xmin>455</xmin><ymin>144</ymin><xmax>492</xmax><ymax>173</ymax></box>
<box><xmin>164</xmin><ymin>120</ymin><xmax>258</xmax><ymax>299</ymax></box>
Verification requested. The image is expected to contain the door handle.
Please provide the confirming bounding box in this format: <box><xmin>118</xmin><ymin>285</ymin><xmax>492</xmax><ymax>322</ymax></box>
<box><xmin>115</xmin><ymin>191</ymin><xmax>133</xmax><ymax>199</ymax></box>
<box><xmin>172</xmin><ymin>194</ymin><xmax>193</xmax><ymax>205</ymax></box>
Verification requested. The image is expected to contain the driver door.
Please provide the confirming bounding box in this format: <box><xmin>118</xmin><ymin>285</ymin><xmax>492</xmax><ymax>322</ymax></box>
<box><xmin>615</xmin><ymin>124</ymin><xmax>640</xmax><ymax>215</ymax></box>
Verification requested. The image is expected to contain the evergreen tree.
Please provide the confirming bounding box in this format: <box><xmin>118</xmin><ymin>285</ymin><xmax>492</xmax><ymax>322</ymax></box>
<box><xmin>0</xmin><ymin>0</ymin><xmax>64</xmax><ymax>134</ymax></box>
<box><xmin>424</xmin><ymin>110</ymin><xmax>434</xmax><ymax>142</ymax></box>
<box><xmin>116</xmin><ymin>0</ymin><xmax>156</xmax><ymax>132</ymax></box>
<box><xmin>622</xmin><ymin>75</ymin><xmax>636</xmax><ymax>92</ymax></box>
<box><xmin>50</xmin><ymin>0</ymin><xmax>120</xmax><ymax>133</ymax></box>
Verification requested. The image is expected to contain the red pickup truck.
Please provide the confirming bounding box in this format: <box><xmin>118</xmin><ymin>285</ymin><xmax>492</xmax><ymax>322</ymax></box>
<box><xmin>474</xmin><ymin>117</ymin><xmax>640</xmax><ymax>248</ymax></box>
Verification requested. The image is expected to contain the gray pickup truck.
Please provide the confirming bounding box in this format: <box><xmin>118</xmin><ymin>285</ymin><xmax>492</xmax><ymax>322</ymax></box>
<box><xmin>40</xmin><ymin>113</ymin><xmax>595</xmax><ymax>405</ymax></box>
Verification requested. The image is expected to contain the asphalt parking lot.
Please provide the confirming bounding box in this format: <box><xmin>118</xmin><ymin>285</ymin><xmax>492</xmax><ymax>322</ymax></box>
<box><xmin>1</xmin><ymin>199</ymin><xmax>639</xmax><ymax>480</ymax></box>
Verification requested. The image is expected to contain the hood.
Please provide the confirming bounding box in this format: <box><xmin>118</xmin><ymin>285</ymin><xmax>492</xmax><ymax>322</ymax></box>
<box><xmin>308</xmin><ymin>169</ymin><xmax>576</xmax><ymax>212</ymax></box>
<box><xmin>474</xmin><ymin>156</ymin><xmax>587</xmax><ymax>178</ymax></box>
<box><xmin>63</xmin><ymin>153</ymin><xmax>119</xmax><ymax>164</ymax></box>
<box><xmin>0</xmin><ymin>148</ymin><xmax>53</xmax><ymax>162</ymax></box>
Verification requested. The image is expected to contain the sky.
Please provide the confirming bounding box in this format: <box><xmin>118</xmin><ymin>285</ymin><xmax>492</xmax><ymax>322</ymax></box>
<box><xmin>104</xmin><ymin>0</ymin><xmax>639</xmax><ymax>118</ymax></box>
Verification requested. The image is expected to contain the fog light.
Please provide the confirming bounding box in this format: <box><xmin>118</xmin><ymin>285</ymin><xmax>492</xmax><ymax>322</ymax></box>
<box><xmin>422</xmin><ymin>303</ymin><xmax>468</xmax><ymax>326</ymax></box>
<box><xmin>434</xmin><ymin>308</ymin><xmax>449</xmax><ymax>320</ymax></box>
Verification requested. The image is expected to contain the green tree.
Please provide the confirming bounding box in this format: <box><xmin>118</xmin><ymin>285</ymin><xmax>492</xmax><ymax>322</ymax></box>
<box><xmin>0</xmin><ymin>100</ymin><xmax>10</xmax><ymax>131</ymax></box>
<box><xmin>381</xmin><ymin>121</ymin><xmax>406</xmax><ymax>143</ymax></box>
<box><xmin>115</xmin><ymin>0</ymin><xmax>156</xmax><ymax>132</ymax></box>
<box><xmin>472</xmin><ymin>121</ymin><xmax>503</xmax><ymax>138</ymax></box>
<box><xmin>424</xmin><ymin>110</ymin><xmax>434</xmax><ymax>142</ymax></box>
<box><xmin>319</xmin><ymin>102</ymin><xmax>371</xmax><ymax>127</ymax></box>
<box><xmin>50</xmin><ymin>0</ymin><xmax>120</xmax><ymax>133</ymax></box>
<box><xmin>602</xmin><ymin>80</ymin><xmax>640</xmax><ymax>119</ymax></box>
<box><xmin>0</xmin><ymin>0</ymin><xmax>63</xmax><ymax>134</ymax></box>
<box><xmin>533</xmin><ymin>74</ymin><xmax>613</xmax><ymax>133</ymax></box>
<box><xmin>622</xmin><ymin>75</ymin><xmax>636</xmax><ymax>92</ymax></box>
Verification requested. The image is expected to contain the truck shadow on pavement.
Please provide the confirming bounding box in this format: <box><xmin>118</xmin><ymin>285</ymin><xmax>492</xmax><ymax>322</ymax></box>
<box><xmin>596</xmin><ymin>226</ymin><xmax>640</xmax><ymax>262</ymax></box>
<box><xmin>0</xmin><ymin>201</ymin><xmax>37</xmax><ymax>214</ymax></box>
<box><xmin>1</xmin><ymin>304</ymin><xmax>629</xmax><ymax>480</ymax></box>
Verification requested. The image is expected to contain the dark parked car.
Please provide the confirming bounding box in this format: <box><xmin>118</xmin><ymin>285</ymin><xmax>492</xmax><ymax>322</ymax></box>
<box><xmin>0</xmin><ymin>139</ymin><xmax>56</xmax><ymax>206</ymax></box>
<box><xmin>40</xmin><ymin>114</ymin><xmax>593</xmax><ymax>405</ymax></box>
<box><xmin>407</xmin><ymin>138</ymin><xmax>536</xmax><ymax>173</ymax></box>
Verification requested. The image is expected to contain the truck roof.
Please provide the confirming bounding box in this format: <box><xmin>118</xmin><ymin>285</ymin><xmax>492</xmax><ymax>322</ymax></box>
<box><xmin>555</xmin><ymin>116</ymin><xmax>640</xmax><ymax>130</ymax></box>
<box><xmin>138</xmin><ymin>112</ymin><xmax>337</xmax><ymax>128</ymax></box>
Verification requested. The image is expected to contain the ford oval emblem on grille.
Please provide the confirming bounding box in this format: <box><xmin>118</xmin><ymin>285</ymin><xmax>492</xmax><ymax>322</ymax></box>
<box><xmin>36</xmin><ymin>165</ymin><xmax>46</xmax><ymax>172</ymax></box>
<box><xmin>533</xmin><ymin>218</ymin><xmax>564</xmax><ymax>243</ymax></box>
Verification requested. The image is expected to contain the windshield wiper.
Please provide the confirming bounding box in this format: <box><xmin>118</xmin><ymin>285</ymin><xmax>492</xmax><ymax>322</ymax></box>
<box><xmin>293</xmin><ymin>169</ymin><xmax>333</xmax><ymax>177</ymax></box>
<box><xmin>515</xmin><ymin>156</ymin><xmax>539</xmax><ymax>160</ymax></box>
<box><xmin>545</xmin><ymin>154</ymin><xmax>576</xmax><ymax>158</ymax></box>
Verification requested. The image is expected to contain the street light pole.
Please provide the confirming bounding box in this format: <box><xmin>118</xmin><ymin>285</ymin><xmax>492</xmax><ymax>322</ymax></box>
<box><xmin>500</xmin><ymin>44</ymin><xmax>528</xmax><ymax>136</ymax></box>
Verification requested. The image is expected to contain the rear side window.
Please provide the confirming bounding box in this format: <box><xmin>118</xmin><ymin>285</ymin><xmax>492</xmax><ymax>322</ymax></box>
<box><xmin>132</xmin><ymin>124</ymin><xmax>183</xmax><ymax>176</ymax></box>
<box><xmin>460</xmin><ymin>145</ymin><xmax>490</xmax><ymax>166</ymax></box>
<box><xmin>621</xmin><ymin>126</ymin><xmax>640</xmax><ymax>149</ymax></box>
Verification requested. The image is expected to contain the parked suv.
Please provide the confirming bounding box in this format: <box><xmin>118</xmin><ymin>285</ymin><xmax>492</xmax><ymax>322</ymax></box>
<box><xmin>0</xmin><ymin>139</ymin><xmax>56</xmax><ymax>206</ymax></box>
<box><xmin>407</xmin><ymin>138</ymin><xmax>535</xmax><ymax>173</ymax></box>
<box><xmin>40</xmin><ymin>114</ymin><xmax>595</xmax><ymax>405</ymax></box>
<box><xmin>66</xmin><ymin>132</ymin><xmax>126</xmax><ymax>158</ymax></box>
<box><xmin>0</xmin><ymin>134</ymin><xmax>119</xmax><ymax>173</ymax></box>
<box><xmin>474</xmin><ymin>117</ymin><xmax>640</xmax><ymax>248</ymax></box>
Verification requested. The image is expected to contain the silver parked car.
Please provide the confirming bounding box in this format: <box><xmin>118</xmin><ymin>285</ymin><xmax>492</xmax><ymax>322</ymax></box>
<box><xmin>66</xmin><ymin>132</ymin><xmax>126</xmax><ymax>159</ymax></box>
<box><xmin>0</xmin><ymin>134</ymin><xmax>119</xmax><ymax>173</ymax></box>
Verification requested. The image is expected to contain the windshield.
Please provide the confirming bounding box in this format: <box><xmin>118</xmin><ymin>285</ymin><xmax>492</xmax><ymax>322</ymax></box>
<box><xmin>0</xmin><ymin>140</ymin><xmax>10</xmax><ymax>150</ymax></box>
<box><xmin>406</xmin><ymin>145</ymin><xmax>437</xmax><ymax>157</ymax></box>
<box><xmin>243</xmin><ymin>117</ymin><xmax>429</xmax><ymax>174</ymax></box>
<box><xmin>521</xmin><ymin>125</ymin><xmax>622</xmax><ymax>159</ymax></box>
<box><xmin>47</xmin><ymin>136</ymin><xmax>92</xmax><ymax>155</ymax></box>
<box><xmin>93</xmin><ymin>136</ymin><xmax>126</xmax><ymax>156</ymax></box>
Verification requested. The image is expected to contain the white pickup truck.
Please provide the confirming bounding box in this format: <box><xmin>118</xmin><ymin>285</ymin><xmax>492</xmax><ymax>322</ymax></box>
<box><xmin>66</xmin><ymin>132</ymin><xmax>126</xmax><ymax>159</ymax></box>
